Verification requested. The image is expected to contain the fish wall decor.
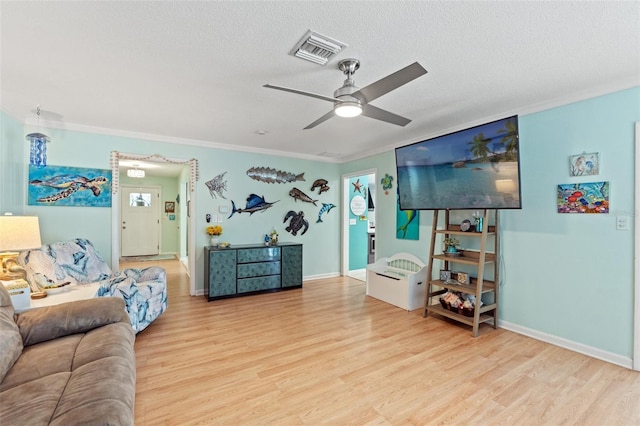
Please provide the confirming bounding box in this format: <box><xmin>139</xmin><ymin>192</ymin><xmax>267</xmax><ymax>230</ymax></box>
<box><xmin>316</xmin><ymin>203</ymin><xmax>336</xmax><ymax>223</ymax></box>
<box><xmin>228</xmin><ymin>194</ymin><xmax>278</xmax><ymax>218</ymax></box>
<box><xmin>205</xmin><ymin>172</ymin><xmax>228</xmax><ymax>199</ymax></box>
<box><xmin>289</xmin><ymin>187</ymin><xmax>318</xmax><ymax>206</ymax></box>
<box><xmin>246</xmin><ymin>167</ymin><xmax>305</xmax><ymax>184</ymax></box>
<box><xmin>310</xmin><ymin>178</ymin><xmax>330</xmax><ymax>193</ymax></box>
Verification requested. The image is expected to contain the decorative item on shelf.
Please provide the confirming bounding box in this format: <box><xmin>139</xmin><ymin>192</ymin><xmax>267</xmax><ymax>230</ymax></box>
<box><xmin>439</xmin><ymin>269</ymin><xmax>451</xmax><ymax>281</ymax></box>
<box><xmin>206</xmin><ymin>225</ymin><xmax>223</xmax><ymax>246</ymax></box>
<box><xmin>443</xmin><ymin>237</ymin><xmax>460</xmax><ymax>256</ymax></box>
<box><xmin>269</xmin><ymin>229</ymin><xmax>279</xmax><ymax>246</ymax></box>
<box><xmin>460</xmin><ymin>219</ymin><xmax>473</xmax><ymax>232</ymax></box>
<box><xmin>473</xmin><ymin>211</ymin><xmax>484</xmax><ymax>232</ymax></box>
<box><xmin>456</xmin><ymin>272</ymin><xmax>470</xmax><ymax>285</ymax></box>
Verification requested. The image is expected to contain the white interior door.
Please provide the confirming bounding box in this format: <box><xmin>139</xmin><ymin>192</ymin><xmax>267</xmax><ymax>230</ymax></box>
<box><xmin>121</xmin><ymin>186</ymin><xmax>161</xmax><ymax>256</ymax></box>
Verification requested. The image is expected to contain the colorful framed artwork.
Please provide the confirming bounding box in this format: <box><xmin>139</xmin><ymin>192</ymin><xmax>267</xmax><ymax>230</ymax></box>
<box><xmin>396</xmin><ymin>195</ymin><xmax>419</xmax><ymax>240</ymax></box>
<box><xmin>165</xmin><ymin>201</ymin><xmax>175</xmax><ymax>213</ymax></box>
<box><xmin>28</xmin><ymin>165</ymin><xmax>112</xmax><ymax>207</ymax></box>
<box><xmin>569</xmin><ymin>152</ymin><xmax>599</xmax><ymax>176</ymax></box>
<box><xmin>168</xmin><ymin>214</ymin><xmax>176</xmax><ymax>221</ymax></box>
<box><xmin>557</xmin><ymin>181</ymin><xmax>609</xmax><ymax>213</ymax></box>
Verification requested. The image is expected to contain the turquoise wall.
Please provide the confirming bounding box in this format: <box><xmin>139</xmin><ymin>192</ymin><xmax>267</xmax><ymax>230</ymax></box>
<box><xmin>119</xmin><ymin>174</ymin><xmax>181</xmax><ymax>255</ymax></box>
<box><xmin>0</xmin><ymin>112</ymin><xmax>27</xmax><ymax>214</ymax></box>
<box><xmin>348</xmin><ymin>175</ymin><xmax>369</xmax><ymax>270</ymax></box>
<box><xmin>342</xmin><ymin>87</ymin><xmax>639</xmax><ymax>360</ymax></box>
<box><xmin>0</xmin><ymin>117</ymin><xmax>341</xmax><ymax>290</ymax></box>
<box><xmin>2</xmin><ymin>85</ymin><xmax>638</xmax><ymax>361</ymax></box>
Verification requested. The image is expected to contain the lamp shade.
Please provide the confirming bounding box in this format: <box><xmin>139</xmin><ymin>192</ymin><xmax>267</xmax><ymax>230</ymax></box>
<box><xmin>0</xmin><ymin>216</ymin><xmax>42</xmax><ymax>252</ymax></box>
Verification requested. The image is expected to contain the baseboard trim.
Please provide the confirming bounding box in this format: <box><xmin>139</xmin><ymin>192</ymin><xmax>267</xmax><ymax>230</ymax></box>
<box><xmin>499</xmin><ymin>320</ymin><xmax>633</xmax><ymax>369</ymax></box>
<box><xmin>303</xmin><ymin>272</ymin><xmax>341</xmax><ymax>281</ymax></box>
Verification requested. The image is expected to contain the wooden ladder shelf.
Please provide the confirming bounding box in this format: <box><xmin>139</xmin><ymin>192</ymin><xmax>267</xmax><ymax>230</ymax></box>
<box><xmin>422</xmin><ymin>209</ymin><xmax>499</xmax><ymax>337</ymax></box>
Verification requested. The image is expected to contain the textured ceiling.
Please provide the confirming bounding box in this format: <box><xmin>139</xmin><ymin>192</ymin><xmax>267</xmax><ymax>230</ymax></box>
<box><xmin>2</xmin><ymin>1</ymin><xmax>639</xmax><ymax>164</ymax></box>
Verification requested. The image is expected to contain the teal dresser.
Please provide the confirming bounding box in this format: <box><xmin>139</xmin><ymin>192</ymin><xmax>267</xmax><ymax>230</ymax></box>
<box><xmin>204</xmin><ymin>243</ymin><xmax>302</xmax><ymax>301</ymax></box>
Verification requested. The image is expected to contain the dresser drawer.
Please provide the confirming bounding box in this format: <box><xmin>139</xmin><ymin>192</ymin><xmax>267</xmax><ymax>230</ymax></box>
<box><xmin>237</xmin><ymin>275</ymin><xmax>281</xmax><ymax>293</ymax></box>
<box><xmin>237</xmin><ymin>247</ymin><xmax>280</xmax><ymax>263</ymax></box>
<box><xmin>237</xmin><ymin>261</ymin><xmax>280</xmax><ymax>279</ymax></box>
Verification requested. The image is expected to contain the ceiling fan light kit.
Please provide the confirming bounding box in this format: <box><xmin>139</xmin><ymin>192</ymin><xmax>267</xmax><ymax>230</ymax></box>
<box><xmin>265</xmin><ymin>57</ymin><xmax>427</xmax><ymax>129</ymax></box>
<box><xmin>334</xmin><ymin>101</ymin><xmax>362</xmax><ymax>118</ymax></box>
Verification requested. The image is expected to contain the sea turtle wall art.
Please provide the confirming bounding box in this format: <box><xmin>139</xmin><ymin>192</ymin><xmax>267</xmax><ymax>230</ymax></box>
<box><xmin>28</xmin><ymin>165</ymin><xmax>112</xmax><ymax>207</ymax></box>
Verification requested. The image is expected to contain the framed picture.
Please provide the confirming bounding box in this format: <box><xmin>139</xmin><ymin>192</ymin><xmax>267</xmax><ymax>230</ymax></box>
<box><xmin>165</xmin><ymin>201</ymin><xmax>175</xmax><ymax>213</ymax></box>
<box><xmin>557</xmin><ymin>181</ymin><xmax>609</xmax><ymax>213</ymax></box>
<box><xmin>457</xmin><ymin>272</ymin><xmax>470</xmax><ymax>285</ymax></box>
<box><xmin>168</xmin><ymin>214</ymin><xmax>176</xmax><ymax>221</ymax></box>
<box><xmin>439</xmin><ymin>270</ymin><xmax>451</xmax><ymax>281</ymax></box>
<box><xmin>569</xmin><ymin>152</ymin><xmax>599</xmax><ymax>176</ymax></box>
<box><xmin>28</xmin><ymin>165</ymin><xmax>112</xmax><ymax>207</ymax></box>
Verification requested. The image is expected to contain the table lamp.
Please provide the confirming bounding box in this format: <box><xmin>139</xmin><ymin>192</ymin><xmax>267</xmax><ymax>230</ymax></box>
<box><xmin>0</xmin><ymin>215</ymin><xmax>44</xmax><ymax>298</ymax></box>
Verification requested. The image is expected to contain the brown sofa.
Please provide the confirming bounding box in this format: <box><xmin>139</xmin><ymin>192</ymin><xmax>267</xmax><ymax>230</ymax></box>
<box><xmin>0</xmin><ymin>284</ymin><xmax>136</xmax><ymax>425</ymax></box>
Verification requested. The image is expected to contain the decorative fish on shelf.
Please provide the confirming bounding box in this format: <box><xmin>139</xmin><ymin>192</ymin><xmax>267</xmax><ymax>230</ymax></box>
<box><xmin>316</xmin><ymin>203</ymin><xmax>336</xmax><ymax>223</ymax></box>
<box><xmin>246</xmin><ymin>167</ymin><xmax>305</xmax><ymax>184</ymax></box>
<box><xmin>289</xmin><ymin>187</ymin><xmax>318</xmax><ymax>206</ymax></box>
<box><xmin>228</xmin><ymin>194</ymin><xmax>278</xmax><ymax>218</ymax></box>
<box><xmin>205</xmin><ymin>172</ymin><xmax>228</xmax><ymax>199</ymax></box>
<box><xmin>310</xmin><ymin>178</ymin><xmax>330</xmax><ymax>193</ymax></box>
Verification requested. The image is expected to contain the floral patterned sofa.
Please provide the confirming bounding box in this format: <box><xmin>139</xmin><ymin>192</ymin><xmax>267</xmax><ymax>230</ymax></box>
<box><xmin>18</xmin><ymin>238</ymin><xmax>167</xmax><ymax>333</ymax></box>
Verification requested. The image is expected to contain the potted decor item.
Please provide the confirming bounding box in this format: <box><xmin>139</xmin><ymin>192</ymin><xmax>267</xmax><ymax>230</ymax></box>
<box><xmin>269</xmin><ymin>229</ymin><xmax>279</xmax><ymax>245</ymax></box>
<box><xmin>206</xmin><ymin>225</ymin><xmax>223</xmax><ymax>246</ymax></box>
<box><xmin>443</xmin><ymin>237</ymin><xmax>460</xmax><ymax>256</ymax></box>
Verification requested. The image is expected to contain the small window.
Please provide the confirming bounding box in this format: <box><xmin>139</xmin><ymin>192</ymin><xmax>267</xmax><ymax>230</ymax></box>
<box><xmin>130</xmin><ymin>193</ymin><xmax>151</xmax><ymax>207</ymax></box>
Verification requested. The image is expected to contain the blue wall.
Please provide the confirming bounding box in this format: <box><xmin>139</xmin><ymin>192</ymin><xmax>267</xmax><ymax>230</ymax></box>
<box><xmin>0</xmin><ymin>118</ymin><xmax>342</xmax><ymax>289</ymax></box>
<box><xmin>2</xmin><ymin>86</ymin><xmax>638</xmax><ymax>364</ymax></box>
<box><xmin>342</xmin><ymin>87</ymin><xmax>639</xmax><ymax>362</ymax></box>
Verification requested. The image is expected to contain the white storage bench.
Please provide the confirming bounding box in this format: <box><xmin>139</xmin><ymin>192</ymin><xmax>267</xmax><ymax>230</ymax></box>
<box><xmin>365</xmin><ymin>253</ymin><xmax>427</xmax><ymax>311</ymax></box>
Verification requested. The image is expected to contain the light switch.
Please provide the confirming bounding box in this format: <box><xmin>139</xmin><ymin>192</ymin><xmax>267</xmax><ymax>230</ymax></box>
<box><xmin>616</xmin><ymin>216</ymin><xmax>630</xmax><ymax>231</ymax></box>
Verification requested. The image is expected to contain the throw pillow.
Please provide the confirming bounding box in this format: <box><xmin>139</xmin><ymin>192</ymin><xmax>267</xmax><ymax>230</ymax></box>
<box><xmin>0</xmin><ymin>284</ymin><xmax>23</xmax><ymax>382</ymax></box>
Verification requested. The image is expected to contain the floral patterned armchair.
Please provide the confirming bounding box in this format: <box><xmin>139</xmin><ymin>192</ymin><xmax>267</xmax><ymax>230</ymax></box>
<box><xmin>18</xmin><ymin>238</ymin><xmax>167</xmax><ymax>333</ymax></box>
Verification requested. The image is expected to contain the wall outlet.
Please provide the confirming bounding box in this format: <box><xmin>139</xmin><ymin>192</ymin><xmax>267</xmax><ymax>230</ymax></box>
<box><xmin>616</xmin><ymin>216</ymin><xmax>630</xmax><ymax>231</ymax></box>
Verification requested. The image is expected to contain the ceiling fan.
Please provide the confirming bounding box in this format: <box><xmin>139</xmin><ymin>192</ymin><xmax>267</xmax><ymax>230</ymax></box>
<box><xmin>264</xmin><ymin>58</ymin><xmax>427</xmax><ymax>130</ymax></box>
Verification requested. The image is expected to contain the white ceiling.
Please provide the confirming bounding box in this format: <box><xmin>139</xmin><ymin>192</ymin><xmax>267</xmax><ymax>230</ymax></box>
<box><xmin>2</xmin><ymin>1</ymin><xmax>639</xmax><ymax>165</ymax></box>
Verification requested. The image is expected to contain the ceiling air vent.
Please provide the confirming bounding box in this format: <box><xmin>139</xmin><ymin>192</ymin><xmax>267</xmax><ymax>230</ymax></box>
<box><xmin>290</xmin><ymin>30</ymin><xmax>347</xmax><ymax>66</ymax></box>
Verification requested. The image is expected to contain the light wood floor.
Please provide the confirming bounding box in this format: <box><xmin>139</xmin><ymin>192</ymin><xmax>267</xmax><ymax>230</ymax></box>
<box><xmin>124</xmin><ymin>259</ymin><xmax>640</xmax><ymax>425</ymax></box>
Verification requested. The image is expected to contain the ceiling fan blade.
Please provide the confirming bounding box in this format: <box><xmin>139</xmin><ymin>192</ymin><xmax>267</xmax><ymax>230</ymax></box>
<box><xmin>303</xmin><ymin>110</ymin><xmax>336</xmax><ymax>130</ymax></box>
<box><xmin>362</xmin><ymin>104</ymin><xmax>411</xmax><ymax>127</ymax></box>
<box><xmin>352</xmin><ymin>62</ymin><xmax>427</xmax><ymax>103</ymax></box>
<box><xmin>263</xmin><ymin>84</ymin><xmax>338</xmax><ymax>103</ymax></box>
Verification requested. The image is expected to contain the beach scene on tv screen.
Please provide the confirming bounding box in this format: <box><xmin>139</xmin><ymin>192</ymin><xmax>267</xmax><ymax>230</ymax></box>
<box><xmin>396</xmin><ymin>116</ymin><xmax>520</xmax><ymax>210</ymax></box>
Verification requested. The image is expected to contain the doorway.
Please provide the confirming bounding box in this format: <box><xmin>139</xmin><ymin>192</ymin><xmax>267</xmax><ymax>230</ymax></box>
<box><xmin>120</xmin><ymin>185</ymin><xmax>161</xmax><ymax>257</ymax></box>
<box><xmin>110</xmin><ymin>152</ymin><xmax>198</xmax><ymax>296</ymax></box>
<box><xmin>341</xmin><ymin>168</ymin><xmax>376</xmax><ymax>281</ymax></box>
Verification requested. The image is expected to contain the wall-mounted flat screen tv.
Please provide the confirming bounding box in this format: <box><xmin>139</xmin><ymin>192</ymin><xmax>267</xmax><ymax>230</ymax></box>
<box><xmin>396</xmin><ymin>115</ymin><xmax>521</xmax><ymax>210</ymax></box>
